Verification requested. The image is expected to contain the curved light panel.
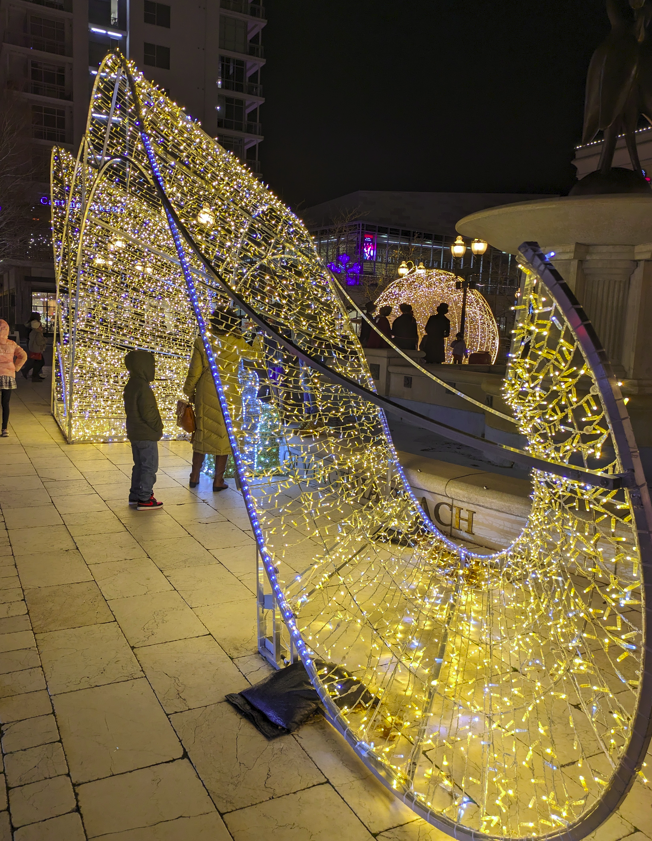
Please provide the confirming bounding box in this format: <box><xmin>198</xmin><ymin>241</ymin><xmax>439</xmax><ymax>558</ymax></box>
<box><xmin>51</xmin><ymin>54</ymin><xmax>652</xmax><ymax>841</ymax></box>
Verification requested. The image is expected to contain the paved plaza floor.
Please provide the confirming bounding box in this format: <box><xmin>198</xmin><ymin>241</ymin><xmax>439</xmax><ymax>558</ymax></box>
<box><xmin>0</xmin><ymin>380</ymin><xmax>650</xmax><ymax>840</ymax></box>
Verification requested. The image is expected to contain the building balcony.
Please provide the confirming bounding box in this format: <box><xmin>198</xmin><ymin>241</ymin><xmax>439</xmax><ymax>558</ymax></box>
<box><xmin>247</xmin><ymin>42</ymin><xmax>264</xmax><ymax>58</ymax></box>
<box><xmin>24</xmin><ymin>0</ymin><xmax>73</xmax><ymax>11</ymax></box>
<box><xmin>8</xmin><ymin>78</ymin><xmax>71</xmax><ymax>101</ymax></box>
<box><xmin>220</xmin><ymin>78</ymin><xmax>263</xmax><ymax>98</ymax></box>
<box><xmin>3</xmin><ymin>32</ymin><xmax>71</xmax><ymax>57</ymax></box>
<box><xmin>30</xmin><ymin>81</ymin><xmax>70</xmax><ymax>100</ymax></box>
<box><xmin>33</xmin><ymin>125</ymin><xmax>67</xmax><ymax>143</ymax></box>
<box><xmin>218</xmin><ymin>44</ymin><xmax>265</xmax><ymax>64</ymax></box>
<box><xmin>221</xmin><ymin>0</ymin><xmax>266</xmax><ymax>19</ymax></box>
<box><xmin>217</xmin><ymin>117</ymin><xmax>262</xmax><ymax>136</ymax></box>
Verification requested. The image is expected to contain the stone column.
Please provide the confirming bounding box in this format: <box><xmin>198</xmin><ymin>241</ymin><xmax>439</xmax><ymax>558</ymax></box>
<box><xmin>621</xmin><ymin>246</ymin><xmax>652</xmax><ymax>384</ymax></box>
<box><xmin>540</xmin><ymin>244</ymin><xmax>639</xmax><ymax>375</ymax></box>
<box><xmin>580</xmin><ymin>246</ymin><xmax>636</xmax><ymax>373</ymax></box>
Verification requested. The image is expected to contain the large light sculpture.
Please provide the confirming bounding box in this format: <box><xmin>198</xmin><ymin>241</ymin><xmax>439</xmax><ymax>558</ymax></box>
<box><xmin>51</xmin><ymin>54</ymin><xmax>652</xmax><ymax>841</ymax></box>
<box><xmin>375</xmin><ymin>268</ymin><xmax>500</xmax><ymax>362</ymax></box>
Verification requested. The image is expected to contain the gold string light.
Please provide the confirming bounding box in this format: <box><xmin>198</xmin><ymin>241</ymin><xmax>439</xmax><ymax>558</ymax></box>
<box><xmin>50</xmin><ymin>53</ymin><xmax>646</xmax><ymax>841</ymax></box>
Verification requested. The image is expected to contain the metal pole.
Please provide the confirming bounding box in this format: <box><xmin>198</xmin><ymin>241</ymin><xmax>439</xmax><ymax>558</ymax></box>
<box><xmin>460</xmin><ymin>281</ymin><xmax>468</xmax><ymax>340</ymax></box>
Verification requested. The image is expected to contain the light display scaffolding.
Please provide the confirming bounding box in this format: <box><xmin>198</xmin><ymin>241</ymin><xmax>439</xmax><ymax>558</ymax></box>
<box><xmin>52</xmin><ymin>53</ymin><xmax>652</xmax><ymax>841</ymax></box>
<box><xmin>375</xmin><ymin>268</ymin><xmax>500</xmax><ymax>363</ymax></box>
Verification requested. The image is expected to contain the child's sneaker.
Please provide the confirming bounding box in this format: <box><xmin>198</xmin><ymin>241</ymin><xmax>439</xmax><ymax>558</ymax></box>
<box><xmin>128</xmin><ymin>499</ymin><xmax>138</xmax><ymax>507</ymax></box>
<box><xmin>137</xmin><ymin>496</ymin><xmax>163</xmax><ymax>511</ymax></box>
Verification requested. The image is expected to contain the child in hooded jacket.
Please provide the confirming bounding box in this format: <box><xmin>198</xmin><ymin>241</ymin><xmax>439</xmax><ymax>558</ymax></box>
<box><xmin>0</xmin><ymin>320</ymin><xmax>27</xmax><ymax>437</ymax></box>
<box><xmin>450</xmin><ymin>332</ymin><xmax>468</xmax><ymax>365</ymax></box>
<box><xmin>123</xmin><ymin>350</ymin><xmax>164</xmax><ymax>510</ymax></box>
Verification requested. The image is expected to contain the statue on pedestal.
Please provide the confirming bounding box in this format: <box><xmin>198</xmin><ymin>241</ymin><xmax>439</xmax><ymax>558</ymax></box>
<box><xmin>575</xmin><ymin>0</ymin><xmax>652</xmax><ymax>193</ymax></box>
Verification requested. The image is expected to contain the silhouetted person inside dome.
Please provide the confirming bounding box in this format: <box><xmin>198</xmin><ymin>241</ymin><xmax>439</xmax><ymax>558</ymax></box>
<box><xmin>391</xmin><ymin>303</ymin><xmax>418</xmax><ymax>350</ymax></box>
<box><xmin>359</xmin><ymin>301</ymin><xmax>376</xmax><ymax>347</ymax></box>
<box><xmin>367</xmin><ymin>305</ymin><xmax>392</xmax><ymax>349</ymax></box>
<box><xmin>421</xmin><ymin>303</ymin><xmax>450</xmax><ymax>363</ymax></box>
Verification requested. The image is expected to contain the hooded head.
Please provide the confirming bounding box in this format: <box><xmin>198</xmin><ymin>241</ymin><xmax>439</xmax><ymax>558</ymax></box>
<box><xmin>124</xmin><ymin>350</ymin><xmax>155</xmax><ymax>382</ymax></box>
<box><xmin>0</xmin><ymin>320</ymin><xmax>8</xmax><ymax>342</ymax></box>
<box><xmin>30</xmin><ymin>320</ymin><xmax>42</xmax><ymax>330</ymax></box>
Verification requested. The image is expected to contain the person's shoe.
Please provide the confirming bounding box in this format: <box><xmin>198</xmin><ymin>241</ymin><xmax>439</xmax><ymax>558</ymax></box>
<box><xmin>137</xmin><ymin>496</ymin><xmax>163</xmax><ymax>511</ymax></box>
<box><xmin>0</xmin><ymin>430</ymin><xmax>8</xmax><ymax>438</ymax></box>
<box><xmin>128</xmin><ymin>499</ymin><xmax>138</xmax><ymax>507</ymax></box>
<box><xmin>189</xmin><ymin>479</ymin><xmax>199</xmax><ymax>488</ymax></box>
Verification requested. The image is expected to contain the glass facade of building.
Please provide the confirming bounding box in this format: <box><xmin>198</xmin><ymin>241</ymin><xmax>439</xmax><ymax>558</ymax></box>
<box><xmin>311</xmin><ymin>220</ymin><xmax>522</xmax><ymax>360</ymax></box>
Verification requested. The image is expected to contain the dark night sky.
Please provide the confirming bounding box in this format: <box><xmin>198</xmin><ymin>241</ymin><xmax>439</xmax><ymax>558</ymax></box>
<box><xmin>259</xmin><ymin>0</ymin><xmax>609</xmax><ymax>211</ymax></box>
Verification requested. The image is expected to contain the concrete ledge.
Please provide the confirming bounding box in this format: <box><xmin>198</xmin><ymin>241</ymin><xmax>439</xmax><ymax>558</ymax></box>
<box><xmin>398</xmin><ymin>450</ymin><xmax>531</xmax><ymax>552</ymax></box>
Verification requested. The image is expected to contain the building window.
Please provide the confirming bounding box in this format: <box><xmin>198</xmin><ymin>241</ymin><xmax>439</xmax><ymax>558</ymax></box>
<box><xmin>144</xmin><ymin>42</ymin><xmax>170</xmax><ymax>69</ymax></box>
<box><xmin>29</xmin><ymin>15</ymin><xmax>66</xmax><ymax>54</ymax></box>
<box><xmin>144</xmin><ymin>1</ymin><xmax>170</xmax><ymax>27</ymax></box>
<box><xmin>30</xmin><ymin>61</ymin><xmax>66</xmax><ymax>99</ymax></box>
<box><xmin>32</xmin><ymin>104</ymin><xmax>66</xmax><ymax>142</ymax></box>
<box><xmin>31</xmin><ymin>291</ymin><xmax>56</xmax><ymax>334</ymax></box>
<box><xmin>219</xmin><ymin>16</ymin><xmax>247</xmax><ymax>53</ymax></box>
<box><xmin>218</xmin><ymin>135</ymin><xmax>244</xmax><ymax>157</ymax></box>
<box><xmin>219</xmin><ymin>56</ymin><xmax>246</xmax><ymax>92</ymax></box>
<box><xmin>89</xmin><ymin>39</ymin><xmax>111</xmax><ymax>67</ymax></box>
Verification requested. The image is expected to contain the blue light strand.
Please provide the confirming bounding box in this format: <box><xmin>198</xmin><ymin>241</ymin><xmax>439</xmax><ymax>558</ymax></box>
<box><xmin>139</xmin><ymin>130</ymin><xmax>310</xmax><ymax>660</ymax></box>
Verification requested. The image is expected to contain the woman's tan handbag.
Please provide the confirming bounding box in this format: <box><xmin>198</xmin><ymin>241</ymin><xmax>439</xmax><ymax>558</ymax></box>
<box><xmin>176</xmin><ymin>400</ymin><xmax>196</xmax><ymax>433</ymax></box>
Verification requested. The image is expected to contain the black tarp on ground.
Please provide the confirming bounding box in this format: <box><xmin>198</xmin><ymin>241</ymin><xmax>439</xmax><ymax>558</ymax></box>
<box><xmin>226</xmin><ymin>660</ymin><xmax>376</xmax><ymax>738</ymax></box>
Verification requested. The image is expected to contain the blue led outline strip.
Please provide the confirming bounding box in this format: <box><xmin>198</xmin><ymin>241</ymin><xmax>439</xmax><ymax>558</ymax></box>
<box><xmin>57</xmin><ymin>349</ymin><xmax>67</xmax><ymax>417</ymax></box>
<box><xmin>135</xmin><ymin>127</ymin><xmax>431</xmax><ymax>819</ymax></box>
<box><xmin>138</xmin><ymin>131</ymin><xmax>311</xmax><ymax>666</ymax></box>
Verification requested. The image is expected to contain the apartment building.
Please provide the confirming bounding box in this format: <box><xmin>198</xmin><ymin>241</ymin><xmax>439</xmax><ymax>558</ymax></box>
<box><xmin>0</xmin><ymin>0</ymin><xmax>266</xmax><ymax>329</ymax></box>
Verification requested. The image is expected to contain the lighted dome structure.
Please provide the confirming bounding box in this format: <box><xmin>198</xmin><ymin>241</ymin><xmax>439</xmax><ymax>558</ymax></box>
<box><xmin>375</xmin><ymin>268</ymin><xmax>499</xmax><ymax>362</ymax></box>
<box><xmin>51</xmin><ymin>53</ymin><xmax>652</xmax><ymax>841</ymax></box>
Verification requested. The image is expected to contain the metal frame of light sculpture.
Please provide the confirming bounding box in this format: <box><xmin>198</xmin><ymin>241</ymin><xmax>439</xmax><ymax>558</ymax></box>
<box><xmin>375</xmin><ymin>267</ymin><xmax>500</xmax><ymax>363</ymax></box>
<box><xmin>51</xmin><ymin>53</ymin><xmax>652</xmax><ymax>841</ymax></box>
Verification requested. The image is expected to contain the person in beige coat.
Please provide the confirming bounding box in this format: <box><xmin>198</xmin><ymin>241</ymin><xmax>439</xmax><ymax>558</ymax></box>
<box><xmin>183</xmin><ymin>308</ymin><xmax>260</xmax><ymax>491</ymax></box>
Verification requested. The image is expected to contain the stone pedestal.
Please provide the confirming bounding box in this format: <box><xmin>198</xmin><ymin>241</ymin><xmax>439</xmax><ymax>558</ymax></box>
<box><xmin>456</xmin><ymin>195</ymin><xmax>652</xmax><ymax>386</ymax></box>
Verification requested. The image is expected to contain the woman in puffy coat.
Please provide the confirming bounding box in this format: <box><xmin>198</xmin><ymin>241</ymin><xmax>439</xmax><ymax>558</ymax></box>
<box><xmin>183</xmin><ymin>308</ymin><xmax>261</xmax><ymax>491</ymax></box>
<box><xmin>0</xmin><ymin>320</ymin><xmax>27</xmax><ymax>437</ymax></box>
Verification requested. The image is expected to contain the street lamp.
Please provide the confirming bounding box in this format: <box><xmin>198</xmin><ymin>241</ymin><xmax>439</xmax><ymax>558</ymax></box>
<box><xmin>451</xmin><ymin>236</ymin><xmax>467</xmax><ymax>259</ymax></box>
<box><xmin>197</xmin><ymin>204</ymin><xmax>215</xmax><ymax>227</ymax></box>
<box><xmin>450</xmin><ymin>237</ymin><xmax>489</xmax><ymax>344</ymax></box>
<box><xmin>471</xmin><ymin>238</ymin><xmax>488</xmax><ymax>257</ymax></box>
<box><xmin>398</xmin><ymin>260</ymin><xmax>424</xmax><ymax>277</ymax></box>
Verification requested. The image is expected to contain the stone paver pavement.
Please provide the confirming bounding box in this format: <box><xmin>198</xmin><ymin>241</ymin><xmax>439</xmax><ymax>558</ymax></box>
<box><xmin>0</xmin><ymin>380</ymin><xmax>651</xmax><ymax>840</ymax></box>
